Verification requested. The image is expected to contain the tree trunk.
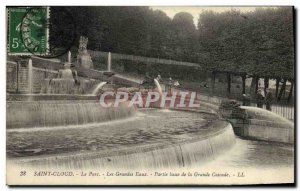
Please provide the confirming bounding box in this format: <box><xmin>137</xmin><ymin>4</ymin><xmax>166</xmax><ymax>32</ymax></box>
<box><xmin>255</xmin><ymin>76</ymin><xmax>259</xmax><ymax>94</ymax></box>
<box><xmin>242</xmin><ymin>75</ymin><xmax>246</xmax><ymax>94</ymax></box>
<box><xmin>287</xmin><ymin>80</ymin><xmax>294</xmax><ymax>102</ymax></box>
<box><xmin>264</xmin><ymin>77</ymin><xmax>269</xmax><ymax>96</ymax></box>
<box><xmin>250</xmin><ymin>76</ymin><xmax>258</xmax><ymax>97</ymax></box>
<box><xmin>227</xmin><ymin>73</ymin><xmax>231</xmax><ymax>93</ymax></box>
<box><xmin>275</xmin><ymin>78</ymin><xmax>280</xmax><ymax>98</ymax></box>
<box><xmin>282</xmin><ymin>80</ymin><xmax>286</xmax><ymax>99</ymax></box>
<box><xmin>277</xmin><ymin>78</ymin><xmax>287</xmax><ymax>102</ymax></box>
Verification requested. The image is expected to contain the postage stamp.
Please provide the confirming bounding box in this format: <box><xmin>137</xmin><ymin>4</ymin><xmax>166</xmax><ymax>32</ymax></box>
<box><xmin>7</xmin><ymin>7</ymin><xmax>49</xmax><ymax>56</ymax></box>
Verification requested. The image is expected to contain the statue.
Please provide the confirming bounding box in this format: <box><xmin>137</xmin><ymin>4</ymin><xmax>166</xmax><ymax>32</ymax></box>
<box><xmin>77</xmin><ymin>36</ymin><xmax>94</xmax><ymax>69</ymax></box>
<box><xmin>78</xmin><ymin>36</ymin><xmax>88</xmax><ymax>53</ymax></box>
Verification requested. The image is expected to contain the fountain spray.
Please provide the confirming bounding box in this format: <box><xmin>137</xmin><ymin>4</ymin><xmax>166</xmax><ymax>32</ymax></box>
<box><xmin>68</xmin><ymin>51</ymin><xmax>71</xmax><ymax>63</ymax></box>
<box><xmin>108</xmin><ymin>52</ymin><xmax>111</xmax><ymax>72</ymax></box>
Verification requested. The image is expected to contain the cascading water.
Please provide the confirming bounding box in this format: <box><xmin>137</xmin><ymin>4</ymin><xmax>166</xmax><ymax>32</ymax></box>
<box><xmin>154</xmin><ymin>78</ymin><xmax>163</xmax><ymax>96</ymax></box>
<box><xmin>40</xmin><ymin>61</ymin><xmax>79</xmax><ymax>94</ymax></box>
<box><xmin>42</xmin><ymin>79</ymin><xmax>76</xmax><ymax>94</ymax></box>
<box><xmin>8</xmin><ymin>60</ymin><xmax>294</xmax><ymax>176</ymax></box>
<box><xmin>40</xmin><ymin>51</ymin><xmax>98</xmax><ymax>94</ymax></box>
<box><xmin>8</xmin><ymin>67</ymin><xmax>240</xmax><ymax>170</ymax></box>
<box><xmin>11</xmin><ymin>124</ymin><xmax>236</xmax><ymax>170</ymax></box>
<box><xmin>108</xmin><ymin>52</ymin><xmax>111</xmax><ymax>72</ymax></box>
<box><xmin>240</xmin><ymin>106</ymin><xmax>293</xmax><ymax>124</ymax></box>
<box><xmin>6</xmin><ymin>93</ymin><xmax>294</xmax><ymax>177</ymax></box>
<box><xmin>7</xmin><ymin>109</ymin><xmax>236</xmax><ymax>169</ymax></box>
<box><xmin>7</xmin><ymin>100</ymin><xmax>135</xmax><ymax>129</ymax></box>
<box><xmin>92</xmin><ymin>82</ymin><xmax>107</xmax><ymax>95</ymax></box>
<box><xmin>28</xmin><ymin>59</ymin><xmax>33</xmax><ymax>94</ymax></box>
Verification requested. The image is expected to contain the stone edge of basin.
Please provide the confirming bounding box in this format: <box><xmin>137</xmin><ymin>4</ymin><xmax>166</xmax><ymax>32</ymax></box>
<box><xmin>220</xmin><ymin>106</ymin><xmax>294</xmax><ymax>144</ymax></box>
<box><xmin>10</xmin><ymin>120</ymin><xmax>234</xmax><ymax>165</ymax></box>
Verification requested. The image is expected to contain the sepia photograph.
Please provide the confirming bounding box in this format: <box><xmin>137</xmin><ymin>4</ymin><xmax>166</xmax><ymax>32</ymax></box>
<box><xmin>5</xmin><ymin>5</ymin><xmax>295</xmax><ymax>186</ymax></box>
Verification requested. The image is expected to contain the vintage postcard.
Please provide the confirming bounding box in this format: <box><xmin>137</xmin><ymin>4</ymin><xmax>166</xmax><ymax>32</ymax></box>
<box><xmin>6</xmin><ymin>6</ymin><xmax>295</xmax><ymax>185</ymax></box>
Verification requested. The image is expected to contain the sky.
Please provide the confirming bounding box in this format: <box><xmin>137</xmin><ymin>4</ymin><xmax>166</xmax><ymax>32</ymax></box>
<box><xmin>150</xmin><ymin>6</ymin><xmax>278</xmax><ymax>27</ymax></box>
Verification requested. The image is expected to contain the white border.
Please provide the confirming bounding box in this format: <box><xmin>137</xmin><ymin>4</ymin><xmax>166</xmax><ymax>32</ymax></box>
<box><xmin>1</xmin><ymin>0</ymin><xmax>299</xmax><ymax>190</ymax></box>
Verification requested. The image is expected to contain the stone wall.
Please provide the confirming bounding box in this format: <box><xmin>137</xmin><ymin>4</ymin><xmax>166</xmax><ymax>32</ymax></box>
<box><xmin>246</xmin><ymin>120</ymin><xmax>294</xmax><ymax>143</ymax></box>
<box><xmin>7</xmin><ymin>61</ymin><xmax>30</xmax><ymax>93</ymax></box>
<box><xmin>6</xmin><ymin>62</ymin><xmax>18</xmax><ymax>92</ymax></box>
<box><xmin>31</xmin><ymin>57</ymin><xmax>62</xmax><ymax>70</ymax></box>
<box><xmin>7</xmin><ymin>57</ymin><xmax>106</xmax><ymax>94</ymax></box>
<box><xmin>32</xmin><ymin>68</ymin><xmax>58</xmax><ymax>93</ymax></box>
<box><xmin>17</xmin><ymin>66</ymin><xmax>29</xmax><ymax>93</ymax></box>
<box><xmin>221</xmin><ymin>106</ymin><xmax>294</xmax><ymax>144</ymax></box>
<box><xmin>7</xmin><ymin>61</ymin><xmax>58</xmax><ymax>94</ymax></box>
<box><xmin>32</xmin><ymin>56</ymin><xmax>106</xmax><ymax>80</ymax></box>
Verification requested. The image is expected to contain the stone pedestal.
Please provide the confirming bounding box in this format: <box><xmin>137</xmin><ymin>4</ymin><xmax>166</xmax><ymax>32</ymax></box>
<box><xmin>77</xmin><ymin>50</ymin><xmax>93</xmax><ymax>69</ymax></box>
<box><xmin>77</xmin><ymin>36</ymin><xmax>94</xmax><ymax>69</ymax></box>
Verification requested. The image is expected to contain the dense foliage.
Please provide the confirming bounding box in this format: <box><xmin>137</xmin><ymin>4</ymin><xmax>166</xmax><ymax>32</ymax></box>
<box><xmin>198</xmin><ymin>8</ymin><xmax>294</xmax><ymax>79</ymax></box>
<box><xmin>50</xmin><ymin>7</ymin><xmax>293</xmax><ymax>79</ymax></box>
<box><xmin>50</xmin><ymin>6</ymin><xmax>294</xmax><ymax>91</ymax></box>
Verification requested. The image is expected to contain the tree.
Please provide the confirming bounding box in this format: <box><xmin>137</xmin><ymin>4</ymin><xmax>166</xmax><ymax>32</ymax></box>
<box><xmin>170</xmin><ymin>12</ymin><xmax>198</xmax><ymax>62</ymax></box>
<box><xmin>197</xmin><ymin>8</ymin><xmax>294</xmax><ymax>100</ymax></box>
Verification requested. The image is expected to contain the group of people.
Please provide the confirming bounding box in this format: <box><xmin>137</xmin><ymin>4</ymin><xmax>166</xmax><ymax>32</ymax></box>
<box><xmin>142</xmin><ymin>73</ymin><xmax>179</xmax><ymax>94</ymax></box>
<box><xmin>164</xmin><ymin>77</ymin><xmax>180</xmax><ymax>94</ymax></box>
<box><xmin>145</xmin><ymin>73</ymin><xmax>274</xmax><ymax>111</ymax></box>
<box><xmin>256</xmin><ymin>88</ymin><xmax>273</xmax><ymax>111</ymax></box>
<box><xmin>243</xmin><ymin>88</ymin><xmax>273</xmax><ymax>111</ymax></box>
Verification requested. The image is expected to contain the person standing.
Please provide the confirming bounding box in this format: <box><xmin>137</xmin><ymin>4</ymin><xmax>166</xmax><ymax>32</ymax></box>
<box><xmin>265</xmin><ymin>88</ymin><xmax>273</xmax><ymax>111</ymax></box>
<box><xmin>242</xmin><ymin>94</ymin><xmax>251</xmax><ymax>106</ymax></box>
<box><xmin>142</xmin><ymin>72</ymin><xmax>154</xmax><ymax>91</ymax></box>
<box><xmin>256</xmin><ymin>89</ymin><xmax>264</xmax><ymax>108</ymax></box>
<box><xmin>166</xmin><ymin>77</ymin><xmax>173</xmax><ymax>95</ymax></box>
<box><xmin>156</xmin><ymin>74</ymin><xmax>162</xmax><ymax>82</ymax></box>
